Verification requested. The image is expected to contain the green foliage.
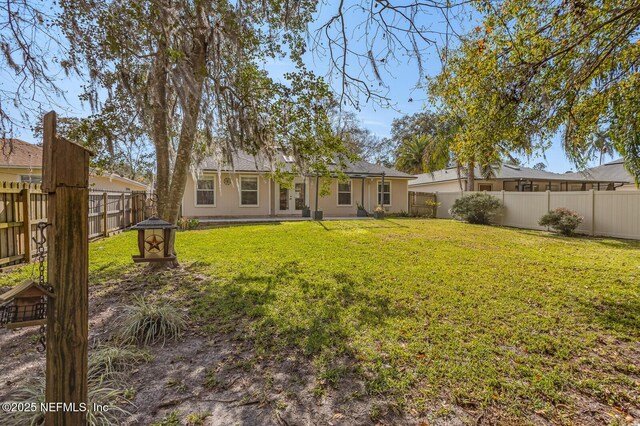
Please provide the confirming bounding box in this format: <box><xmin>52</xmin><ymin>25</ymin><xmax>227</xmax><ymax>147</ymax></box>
<box><xmin>6</xmin><ymin>221</ymin><xmax>639</xmax><ymax>422</ymax></box>
<box><xmin>449</xmin><ymin>193</ymin><xmax>502</xmax><ymax>224</ymax></box>
<box><xmin>89</xmin><ymin>343</ymin><xmax>152</xmax><ymax>380</ymax></box>
<box><xmin>177</xmin><ymin>217</ymin><xmax>199</xmax><ymax>231</ymax></box>
<box><xmin>151</xmin><ymin>410</ymin><xmax>182</xmax><ymax>426</ymax></box>
<box><xmin>539</xmin><ymin>208</ymin><xmax>584</xmax><ymax>236</ymax></box>
<box><xmin>118</xmin><ymin>295</ymin><xmax>188</xmax><ymax>346</ymax></box>
<box><xmin>185</xmin><ymin>412</ymin><xmax>210</xmax><ymax>425</ymax></box>
<box><xmin>424</xmin><ymin>199</ymin><xmax>441</xmax><ymax>218</ymax></box>
<box><xmin>391</xmin><ymin>112</ymin><xmax>453</xmax><ymax>174</ymax></box>
<box><xmin>440</xmin><ymin>0</ymin><xmax>640</xmax><ymax>182</ymax></box>
<box><xmin>3</xmin><ymin>372</ymin><xmax>131</xmax><ymax>426</ymax></box>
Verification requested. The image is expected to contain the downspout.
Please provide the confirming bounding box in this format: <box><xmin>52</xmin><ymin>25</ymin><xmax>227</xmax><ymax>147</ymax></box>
<box><xmin>381</xmin><ymin>172</ymin><xmax>385</xmax><ymax>208</ymax></box>
<box><xmin>315</xmin><ymin>174</ymin><xmax>319</xmax><ymax>211</ymax></box>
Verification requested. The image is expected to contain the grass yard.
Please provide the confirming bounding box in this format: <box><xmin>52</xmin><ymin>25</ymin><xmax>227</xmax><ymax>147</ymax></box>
<box><xmin>4</xmin><ymin>219</ymin><xmax>640</xmax><ymax>424</ymax></box>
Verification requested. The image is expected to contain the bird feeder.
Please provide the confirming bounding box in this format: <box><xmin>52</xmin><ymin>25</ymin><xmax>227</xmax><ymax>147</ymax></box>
<box><xmin>131</xmin><ymin>216</ymin><xmax>177</xmax><ymax>263</ymax></box>
<box><xmin>0</xmin><ymin>280</ymin><xmax>53</xmax><ymax>329</ymax></box>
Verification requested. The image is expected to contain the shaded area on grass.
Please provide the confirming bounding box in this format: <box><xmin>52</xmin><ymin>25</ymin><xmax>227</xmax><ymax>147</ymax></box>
<box><xmin>2</xmin><ymin>219</ymin><xmax>639</xmax><ymax>424</ymax></box>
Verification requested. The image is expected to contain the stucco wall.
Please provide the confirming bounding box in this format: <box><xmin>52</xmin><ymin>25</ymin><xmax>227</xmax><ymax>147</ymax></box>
<box><xmin>0</xmin><ymin>168</ymin><xmax>40</xmax><ymax>182</ymax></box>
<box><xmin>89</xmin><ymin>175</ymin><xmax>148</xmax><ymax>192</ymax></box>
<box><xmin>183</xmin><ymin>173</ymin><xmax>411</xmax><ymax>217</ymax></box>
<box><xmin>182</xmin><ymin>172</ymin><xmax>271</xmax><ymax>217</ymax></box>
<box><xmin>304</xmin><ymin>177</ymin><xmax>409</xmax><ymax>216</ymax></box>
<box><xmin>409</xmin><ymin>180</ymin><xmax>462</xmax><ymax>193</ymax></box>
<box><xmin>0</xmin><ymin>168</ymin><xmax>148</xmax><ymax>192</ymax></box>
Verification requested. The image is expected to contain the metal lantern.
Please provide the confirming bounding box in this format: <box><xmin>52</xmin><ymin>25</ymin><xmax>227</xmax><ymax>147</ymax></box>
<box><xmin>131</xmin><ymin>216</ymin><xmax>177</xmax><ymax>263</ymax></box>
<box><xmin>0</xmin><ymin>280</ymin><xmax>53</xmax><ymax>329</ymax></box>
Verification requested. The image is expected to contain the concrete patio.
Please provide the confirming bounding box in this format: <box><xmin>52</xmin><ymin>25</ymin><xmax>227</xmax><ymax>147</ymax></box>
<box><xmin>197</xmin><ymin>216</ymin><xmax>375</xmax><ymax>224</ymax></box>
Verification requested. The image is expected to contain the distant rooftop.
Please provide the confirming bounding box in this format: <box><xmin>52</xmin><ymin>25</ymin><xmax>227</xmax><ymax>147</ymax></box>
<box><xmin>0</xmin><ymin>139</ymin><xmax>42</xmax><ymax>169</ymax></box>
<box><xmin>410</xmin><ymin>160</ymin><xmax>635</xmax><ymax>186</ymax></box>
<box><xmin>199</xmin><ymin>150</ymin><xmax>415</xmax><ymax>179</ymax></box>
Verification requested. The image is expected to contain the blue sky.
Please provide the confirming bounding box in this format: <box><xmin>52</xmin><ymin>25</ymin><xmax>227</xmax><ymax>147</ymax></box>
<box><xmin>4</xmin><ymin>1</ymin><xmax>611</xmax><ymax>173</ymax></box>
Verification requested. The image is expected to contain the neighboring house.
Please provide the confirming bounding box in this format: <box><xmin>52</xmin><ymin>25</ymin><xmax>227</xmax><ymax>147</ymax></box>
<box><xmin>0</xmin><ymin>139</ymin><xmax>149</xmax><ymax>192</ymax></box>
<box><xmin>409</xmin><ymin>162</ymin><xmax>637</xmax><ymax>193</ymax></box>
<box><xmin>182</xmin><ymin>151</ymin><xmax>415</xmax><ymax>218</ymax></box>
<box><xmin>564</xmin><ymin>159</ymin><xmax>638</xmax><ymax>191</ymax></box>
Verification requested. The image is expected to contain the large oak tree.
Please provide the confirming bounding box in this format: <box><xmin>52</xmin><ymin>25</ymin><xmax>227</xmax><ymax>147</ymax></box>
<box><xmin>59</xmin><ymin>0</ymin><xmax>351</xmax><ymax>223</ymax></box>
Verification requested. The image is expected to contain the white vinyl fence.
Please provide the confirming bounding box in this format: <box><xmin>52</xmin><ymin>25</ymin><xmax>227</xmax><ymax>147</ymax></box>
<box><xmin>433</xmin><ymin>190</ymin><xmax>640</xmax><ymax>240</ymax></box>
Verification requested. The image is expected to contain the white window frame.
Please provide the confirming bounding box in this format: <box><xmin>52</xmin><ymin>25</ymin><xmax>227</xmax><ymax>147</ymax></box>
<box><xmin>239</xmin><ymin>176</ymin><xmax>259</xmax><ymax>207</ymax></box>
<box><xmin>20</xmin><ymin>175</ymin><xmax>42</xmax><ymax>183</ymax></box>
<box><xmin>337</xmin><ymin>180</ymin><xmax>352</xmax><ymax>206</ymax></box>
<box><xmin>195</xmin><ymin>176</ymin><xmax>216</xmax><ymax>207</ymax></box>
<box><xmin>377</xmin><ymin>180</ymin><xmax>391</xmax><ymax>206</ymax></box>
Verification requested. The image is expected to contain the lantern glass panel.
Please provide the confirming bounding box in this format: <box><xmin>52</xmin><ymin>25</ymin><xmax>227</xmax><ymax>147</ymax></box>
<box><xmin>143</xmin><ymin>229</ymin><xmax>165</xmax><ymax>258</ymax></box>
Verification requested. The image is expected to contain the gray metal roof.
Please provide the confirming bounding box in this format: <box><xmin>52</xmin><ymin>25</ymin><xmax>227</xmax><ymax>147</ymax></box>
<box><xmin>131</xmin><ymin>216</ymin><xmax>177</xmax><ymax>230</ymax></box>
<box><xmin>198</xmin><ymin>150</ymin><xmax>415</xmax><ymax>179</ymax></box>
<box><xmin>410</xmin><ymin>164</ymin><xmax>579</xmax><ymax>186</ymax></box>
<box><xmin>563</xmin><ymin>159</ymin><xmax>634</xmax><ymax>183</ymax></box>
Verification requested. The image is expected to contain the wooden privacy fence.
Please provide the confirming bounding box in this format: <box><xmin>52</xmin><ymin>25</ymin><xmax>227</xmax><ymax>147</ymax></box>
<box><xmin>425</xmin><ymin>190</ymin><xmax>640</xmax><ymax>240</ymax></box>
<box><xmin>0</xmin><ymin>182</ymin><xmax>147</xmax><ymax>268</ymax></box>
<box><xmin>408</xmin><ymin>191</ymin><xmax>438</xmax><ymax>217</ymax></box>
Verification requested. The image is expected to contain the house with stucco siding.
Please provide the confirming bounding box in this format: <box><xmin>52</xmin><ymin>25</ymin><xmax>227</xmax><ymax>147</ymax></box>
<box><xmin>0</xmin><ymin>139</ymin><xmax>149</xmax><ymax>192</ymax></box>
<box><xmin>181</xmin><ymin>151</ymin><xmax>415</xmax><ymax>218</ymax></box>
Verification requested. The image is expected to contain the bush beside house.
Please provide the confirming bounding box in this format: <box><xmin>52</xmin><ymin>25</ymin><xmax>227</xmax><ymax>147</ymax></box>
<box><xmin>450</xmin><ymin>193</ymin><xmax>502</xmax><ymax>225</ymax></box>
<box><xmin>539</xmin><ymin>208</ymin><xmax>584</xmax><ymax>236</ymax></box>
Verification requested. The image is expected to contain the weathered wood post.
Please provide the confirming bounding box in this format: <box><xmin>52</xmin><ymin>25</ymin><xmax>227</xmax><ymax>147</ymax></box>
<box><xmin>103</xmin><ymin>192</ymin><xmax>108</xmax><ymax>237</ymax></box>
<box><xmin>21</xmin><ymin>186</ymin><xmax>32</xmax><ymax>263</ymax></box>
<box><xmin>42</xmin><ymin>111</ymin><xmax>91</xmax><ymax>425</ymax></box>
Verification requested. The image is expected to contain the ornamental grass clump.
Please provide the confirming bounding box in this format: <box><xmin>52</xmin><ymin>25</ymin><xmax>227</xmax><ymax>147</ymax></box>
<box><xmin>89</xmin><ymin>343</ymin><xmax>152</xmax><ymax>380</ymax></box>
<box><xmin>119</xmin><ymin>295</ymin><xmax>187</xmax><ymax>346</ymax></box>
<box><xmin>3</xmin><ymin>372</ymin><xmax>131</xmax><ymax>426</ymax></box>
<box><xmin>449</xmin><ymin>193</ymin><xmax>502</xmax><ymax>225</ymax></box>
<box><xmin>539</xmin><ymin>208</ymin><xmax>584</xmax><ymax>236</ymax></box>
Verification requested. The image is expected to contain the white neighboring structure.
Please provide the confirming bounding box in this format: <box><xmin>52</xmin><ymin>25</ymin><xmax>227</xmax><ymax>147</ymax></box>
<box><xmin>564</xmin><ymin>159</ymin><xmax>638</xmax><ymax>191</ymax></box>
<box><xmin>410</xmin><ymin>161</ymin><xmax>638</xmax><ymax>193</ymax></box>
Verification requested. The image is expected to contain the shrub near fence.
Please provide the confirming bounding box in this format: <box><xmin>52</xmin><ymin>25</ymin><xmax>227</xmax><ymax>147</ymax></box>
<box><xmin>0</xmin><ymin>182</ymin><xmax>147</xmax><ymax>268</ymax></box>
<box><xmin>429</xmin><ymin>190</ymin><xmax>640</xmax><ymax>240</ymax></box>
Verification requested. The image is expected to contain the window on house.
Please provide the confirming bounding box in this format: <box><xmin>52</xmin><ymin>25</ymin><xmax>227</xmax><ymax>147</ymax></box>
<box><xmin>20</xmin><ymin>175</ymin><xmax>42</xmax><ymax>184</ymax></box>
<box><xmin>240</xmin><ymin>177</ymin><xmax>258</xmax><ymax>205</ymax></box>
<box><xmin>478</xmin><ymin>183</ymin><xmax>492</xmax><ymax>191</ymax></box>
<box><xmin>196</xmin><ymin>178</ymin><xmax>215</xmax><ymax>205</ymax></box>
<box><xmin>337</xmin><ymin>181</ymin><xmax>352</xmax><ymax>205</ymax></box>
<box><xmin>377</xmin><ymin>181</ymin><xmax>391</xmax><ymax>205</ymax></box>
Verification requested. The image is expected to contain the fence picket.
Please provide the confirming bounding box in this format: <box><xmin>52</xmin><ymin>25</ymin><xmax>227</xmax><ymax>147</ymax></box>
<box><xmin>0</xmin><ymin>182</ymin><xmax>147</xmax><ymax>268</ymax></box>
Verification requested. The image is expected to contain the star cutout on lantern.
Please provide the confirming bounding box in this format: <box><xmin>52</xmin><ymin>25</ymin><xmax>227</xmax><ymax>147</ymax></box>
<box><xmin>144</xmin><ymin>234</ymin><xmax>163</xmax><ymax>253</ymax></box>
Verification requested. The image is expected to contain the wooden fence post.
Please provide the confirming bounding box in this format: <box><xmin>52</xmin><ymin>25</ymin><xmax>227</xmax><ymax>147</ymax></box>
<box><xmin>121</xmin><ymin>193</ymin><xmax>125</xmax><ymax>228</ymax></box>
<box><xmin>43</xmin><ymin>111</ymin><xmax>91</xmax><ymax>424</ymax></box>
<box><xmin>103</xmin><ymin>192</ymin><xmax>108</xmax><ymax>237</ymax></box>
<box><xmin>21</xmin><ymin>187</ymin><xmax>31</xmax><ymax>263</ymax></box>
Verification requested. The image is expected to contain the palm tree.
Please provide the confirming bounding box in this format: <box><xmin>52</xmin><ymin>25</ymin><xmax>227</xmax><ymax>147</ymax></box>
<box><xmin>395</xmin><ymin>136</ymin><xmax>429</xmax><ymax>174</ymax></box>
<box><xmin>590</xmin><ymin>130</ymin><xmax>616</xmax><ymax>165</ymax></box>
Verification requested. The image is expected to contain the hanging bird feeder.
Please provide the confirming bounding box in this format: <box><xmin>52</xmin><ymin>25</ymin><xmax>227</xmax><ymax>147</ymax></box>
<box><xmin>131</xmin><ymin>216</ymin><xmax>177</xmax><ymax>264</ymax></box>
<box><xmin>0</xmin><ymin>280</ymin><xmax>53</xmax><ymax>329</ymax></box>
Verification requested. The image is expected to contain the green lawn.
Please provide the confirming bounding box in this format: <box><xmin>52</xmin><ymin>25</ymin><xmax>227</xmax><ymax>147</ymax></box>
<box><xmin>6</xmin><ymin>219</ymin><xmax>640</xmax><ymax>421</ymax></box>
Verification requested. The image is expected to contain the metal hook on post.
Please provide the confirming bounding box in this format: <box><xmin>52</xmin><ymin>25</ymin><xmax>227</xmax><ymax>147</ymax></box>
<box><xmin>147</xmin><ymin>193</ymin><xmax>160</xmax><ymax>218</ymax></box>
<box><xmin>36</xmin><ymin>324</ymin><xmax>46</xmax><ymax>353</ymax></box>
<box><xmin>32</xmin><ymin>222</ymin><xmax>52</xmax><ymax>291</ymax></box>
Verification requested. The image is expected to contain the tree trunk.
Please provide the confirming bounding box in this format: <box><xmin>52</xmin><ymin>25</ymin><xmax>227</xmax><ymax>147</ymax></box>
<box><xmin>466</xmin><ymin>160</ymin><xmax>475</xmax><ymax>191</ymax></box>
<box><xmin>150</xmin><ymin>43</ymin><xmax>171</xmax><ymax>219</ymax></box>
<box><xmin>165</xmin><ymin>31</ymin><xmax>208</xmax><ymax>224</ymax></box>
